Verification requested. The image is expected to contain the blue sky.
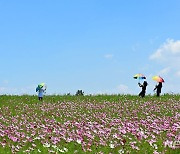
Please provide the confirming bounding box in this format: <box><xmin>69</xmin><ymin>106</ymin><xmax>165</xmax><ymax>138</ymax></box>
<box><xmin>0</xmin><ymin>0</ymin><xmax>180</xmax><ymax>95</ymax></box>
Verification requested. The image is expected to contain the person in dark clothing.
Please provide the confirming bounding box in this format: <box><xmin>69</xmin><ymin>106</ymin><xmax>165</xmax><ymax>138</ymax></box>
<box><xmin>154</xmin><ymin>82</ymin><xmax>162</xmax><ymax>97</ymax></box>
<box><xmin>138</xmin><ymin>81</ymin><xmax>148</xmax><ymax>97</ymax></box>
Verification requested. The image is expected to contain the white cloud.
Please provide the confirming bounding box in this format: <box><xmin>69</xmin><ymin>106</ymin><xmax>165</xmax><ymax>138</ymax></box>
<box><xmin>176</xmin><ymin>71</ymin><xmax>180</xmax><ymax>77</ymax></box>
<box><xmin>158</xmin><ymin>67</ymin><xmax>170</xmax><ymax>76</ymax></box>
<box><xmin>0</xmin><ymin>87</ymin><xmax>6</xmax><ymax>92</ymax></box>
<box><xmin>0</xmin><ymin>87</ymin><xmax>18</xmax><ymax>94</ymax></box>
<box><xmin>95</xmin><ymin>84</ymin><xmax>131</xmax><ymax>95</ymax></box>
<box><xmin>104</xmin><ymin>54</ymin><xmax>114</xmax><ymax>59</ymax></box>
<box><xmin>149</xmin><ymin>39</ymin><xmax>180</xmax><ymax>93</ymax></box>
<box><xmin>150</xmin><ymin>39</ymin><xmax>180</xmax><ymax>61</ymax></box>
<box><xmin>117</xmin><ymin>84</ymin><xmax>129</xmax><ymax>94</ymax></box>
<box><xmin>0</xmin><ymin>85</ymin><xmax>36</xmax><ymax>95</ymax></box>
<box><xmin>150</xmin><ymin>39</ymin><xmax>180</xmax><ymax>75</ymax></box>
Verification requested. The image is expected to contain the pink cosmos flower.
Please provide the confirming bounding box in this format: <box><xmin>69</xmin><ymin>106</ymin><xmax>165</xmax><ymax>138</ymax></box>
<box><xmin>8</xmin><ymin>135</ymin><xmax>19</xmax><ymax>142</ymax></box>
<box><xmin>153</xmin><ymin>151</ymin><xmax>159</xmax><ymax>154</ymax></box>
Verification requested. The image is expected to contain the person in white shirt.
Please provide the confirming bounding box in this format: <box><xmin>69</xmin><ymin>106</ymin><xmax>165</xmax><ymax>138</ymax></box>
<box><xmin>36</xmin><ymin>86</ymin><xmax>46</xmax><ymax>101</ymax></box>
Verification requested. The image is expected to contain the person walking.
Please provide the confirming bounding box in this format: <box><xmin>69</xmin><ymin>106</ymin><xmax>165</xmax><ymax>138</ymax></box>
<box><xmin>138</xmin><ymin>81</ymin><xmax>148</xmax><ymax>97</ymax></box>
<box><xmin>37</xmin><ymin>88</ymin><xmax>45</xmax><ymax>101</ymax></box>
<box><xmin>154</xmin><ymin>82</ymin><xmax>162</xmax><ymax>97</ymax></box>
<box><xmin>36</xmin><ymin>83</ymin><xmax>46</xmax><ymax>101</ymax></box>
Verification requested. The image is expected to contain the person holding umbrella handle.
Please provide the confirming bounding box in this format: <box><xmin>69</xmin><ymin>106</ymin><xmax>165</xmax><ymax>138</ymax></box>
<box><xmin>152</xmin><ymin>76</ymin><xmax>164</xmax><ymax>97</ymax></box>
<box><xmin>154</xmin><ymin>82</ymin><xmax>162</xmax><ymax>97</ymax></box>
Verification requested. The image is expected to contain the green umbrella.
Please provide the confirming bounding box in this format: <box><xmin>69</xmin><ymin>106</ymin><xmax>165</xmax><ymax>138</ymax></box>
<box><xmin>38</xmin><ymin>83</ymin><xmax>45</xmax><ymax>88</ymax></box>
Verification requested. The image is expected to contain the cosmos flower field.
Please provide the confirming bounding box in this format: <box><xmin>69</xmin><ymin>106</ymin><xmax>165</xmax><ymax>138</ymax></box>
<box><xmin>0</xmin><ymin>95</ymin><xmax>179</xmax><ymax>154</ymax></box>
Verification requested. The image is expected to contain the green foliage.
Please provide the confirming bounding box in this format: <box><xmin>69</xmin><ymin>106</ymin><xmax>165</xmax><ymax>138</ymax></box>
<box><xmin>75</xmin><ymin>90</ymin><xmax>84</xmax><ymax>96</ymax></box>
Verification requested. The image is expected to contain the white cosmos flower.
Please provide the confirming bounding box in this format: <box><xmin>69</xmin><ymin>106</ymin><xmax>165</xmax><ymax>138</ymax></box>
<box><xmin>77</xmin><ymin>139</ymin><xmax>81</xmax><ymax>144</ymax></box>
<box><xmin>58</xmin><ymin>149</ymin><xmax>65</xmax><ymax>153</ymax></box>
<box><xmin>110</xmin><ymin>143</ymin><xmax>115</xmax><ymax>148</ymax></box>
<box><xmin>43</xmin><ymin>143</ymin><xmax>50</xmax><ymax>148</ymax></box>
<box><xmin>52</xmin><ymin>145</ymin><xmax>57</xmax><ymax>149</ymax></box>
<box><xmin>34</xmin><ymin>136</ymin><xmax>41</xmax><ymax>140</ymax></box>
<box><xmin>113</xmin><ymin>134</ymin><xmax>117</xmax><ymax>138</ymax></box>
<box><xmin>64</xmin><ymin>147</ymin><xmax>68</xmax><ymax>152</ymax></box>
<box><xmin>153</xmin><ymin>144</ymin><xmax>158</xmax><ymax>150</ymax></box>
<box><xmin>118</xmin><ymin>149</ymin><xmax>124</xmax><ymax>154</ymax></box>
<box><xmin>38</xmin><ymin>149</ymin><xmax>41</xmax><ymax>153</ymax></box>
